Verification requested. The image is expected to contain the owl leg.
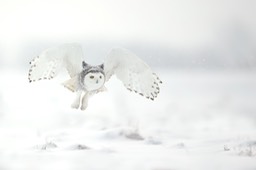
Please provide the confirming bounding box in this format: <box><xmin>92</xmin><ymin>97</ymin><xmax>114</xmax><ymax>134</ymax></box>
<box><xmin>81</xmin><ymin>92</ymin><xmax>89</xmax><ymax>111</ymax></box>
<box><xmin>71</xmin><ymin>91</ymin><xmax>82</xmax><ymax>109</ymax></box>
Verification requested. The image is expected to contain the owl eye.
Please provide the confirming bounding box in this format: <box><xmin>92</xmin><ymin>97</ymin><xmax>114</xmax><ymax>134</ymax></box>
<box><xmin>90</xmin><ymin>75</ymin><xmax>94</xmax><ymax>79</ymax></box>
<box><xmin>99</xmin><ymin>75</ymin><xmax>102</xmax><ymax>79</ymax></box>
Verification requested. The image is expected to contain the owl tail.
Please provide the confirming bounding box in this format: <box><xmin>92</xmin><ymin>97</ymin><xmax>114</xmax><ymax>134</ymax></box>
<box><xmin>62</xmin><ymin>75</ymin><xmax>79</xmax><ymax>92</ymax></box>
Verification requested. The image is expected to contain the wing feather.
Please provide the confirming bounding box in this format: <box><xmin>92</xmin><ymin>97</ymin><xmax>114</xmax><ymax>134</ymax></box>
<box><xmin>104</xmin><ymin>48</ymin><xmax>162</xmax><ymax>100</ymax></box>
<box><xmin>28</xmin><ymin>43</ymin><xmax>84</xmax><ymax>82</ymax></box>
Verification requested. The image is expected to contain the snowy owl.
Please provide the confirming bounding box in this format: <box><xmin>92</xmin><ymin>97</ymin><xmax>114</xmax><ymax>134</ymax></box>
<box><xmin>28</xmin><ymin>43</ymin><xmax>162</xmax><ymax>110</ymax></box>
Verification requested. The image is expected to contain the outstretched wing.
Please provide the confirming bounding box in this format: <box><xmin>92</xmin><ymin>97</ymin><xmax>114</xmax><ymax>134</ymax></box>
<box><xmin>104</xmin><ymin>48</ymin><xmax>162</xmax><ymax>100</ymax></box>
<box><xmin>28</xmin><ymin>43</ymin><xmax>84</xmax><ymax>82</ymax></box>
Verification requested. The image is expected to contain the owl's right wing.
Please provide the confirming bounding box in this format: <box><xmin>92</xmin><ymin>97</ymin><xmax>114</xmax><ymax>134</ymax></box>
<box><xmin>28</xmin><ymin>43</ymin><xmax>84</xmax><ymax>82</ymax></box>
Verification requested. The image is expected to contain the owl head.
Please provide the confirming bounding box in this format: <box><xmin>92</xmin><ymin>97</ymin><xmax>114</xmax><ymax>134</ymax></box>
<box><xmin>80</xmin><ymin>61</ymin><xmax>105</xmax><ymax>91</ymax></box>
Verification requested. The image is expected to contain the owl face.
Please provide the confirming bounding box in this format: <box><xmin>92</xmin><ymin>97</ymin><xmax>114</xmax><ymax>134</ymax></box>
<box><xmin>80</xmin><ymin>61</ymin><xmax>105</xmax><ymax>91</ymax></box>
<box><xmin>83</xmin><ymin>72</ymin><xmax>105</xmax><ymax>91</ymax></box>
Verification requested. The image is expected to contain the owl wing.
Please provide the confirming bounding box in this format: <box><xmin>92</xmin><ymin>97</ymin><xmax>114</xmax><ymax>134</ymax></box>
<box><xmin>28</xmin><ymin>43</ymin><xmax>84</xmax><ymax>82</ymax></box>
<box><xmin>104</xmin><ymin>48</ymin><xmax>162</xmax><ymax>100</ymax></box>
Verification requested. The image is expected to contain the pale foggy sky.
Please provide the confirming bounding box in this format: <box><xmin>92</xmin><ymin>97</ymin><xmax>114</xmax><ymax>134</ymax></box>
<box><xmin>0</xmin><ymin>0</ymin><xmax>256</xmax><ymax>66</ymax></box>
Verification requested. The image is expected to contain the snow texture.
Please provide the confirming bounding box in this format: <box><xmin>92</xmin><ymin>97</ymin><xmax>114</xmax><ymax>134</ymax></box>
<box><xmin>0</xmin><ymin>69</ymin><xmax>256</xmax><ymax>170</ymax></box>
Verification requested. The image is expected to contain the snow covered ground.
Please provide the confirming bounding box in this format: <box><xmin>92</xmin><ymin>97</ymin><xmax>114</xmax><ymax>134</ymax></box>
<box><xmin>0</xmin><ymin>69</ymin><xmax>256</xmax><ymax>170</ymax></box>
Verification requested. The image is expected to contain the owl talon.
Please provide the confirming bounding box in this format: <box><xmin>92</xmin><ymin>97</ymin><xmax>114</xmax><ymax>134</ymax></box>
<box><xmin>71</xmin><ymin>91</ymin><xmax>82</xmax><ymax>109</ymax></box>
<box><xmin>71</xmin><ymin>102</ymin><xmax>80</xmax><ymax>109</ymax></box>
<box><xmin>81</xmin><ymin>93</ymin><xmax>89</xmax><ymax>111</ymax></box>
<box><xmin>80</xmin><ymin>104</ymin><xmax>87</xmax><ymax>111</ymax></box>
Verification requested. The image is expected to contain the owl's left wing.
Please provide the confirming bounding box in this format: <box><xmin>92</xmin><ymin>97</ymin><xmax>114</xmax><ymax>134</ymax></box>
<box><xmin>104</xmin><ymin>48</ymin><xmax>162</xmax><ymax>100</ymax></box>
<box><xmin>28</xmin><ymin>43</ymin><xmax>84</xmax><ymax>82</ymax></box>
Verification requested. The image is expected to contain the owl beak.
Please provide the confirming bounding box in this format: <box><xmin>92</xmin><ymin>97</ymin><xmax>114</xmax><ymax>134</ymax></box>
<box><xmin>96</xmin><ymin>79</ymin><xmax>99</xmax><ymax>84</ymax></box>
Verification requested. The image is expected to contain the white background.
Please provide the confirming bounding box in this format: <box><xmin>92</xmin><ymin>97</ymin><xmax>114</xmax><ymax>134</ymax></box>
<box><xmin>0</xmin><ymin>0</ymin><xmax>256</xmax><ymax>169</ymax></box>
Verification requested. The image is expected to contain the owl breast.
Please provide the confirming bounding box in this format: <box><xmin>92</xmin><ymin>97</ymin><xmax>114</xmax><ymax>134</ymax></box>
<box><xmin>80</xmin><ymin>71</ymin><xmax>105</xmax><ymax>91</ymax></box>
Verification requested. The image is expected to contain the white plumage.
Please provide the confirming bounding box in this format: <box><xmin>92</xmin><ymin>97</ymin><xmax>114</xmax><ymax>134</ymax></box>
<box><xmin>29</xmin><ymin>44</ymin><xmax>84</xmax><ymax>81</ymax></box>
<box><xmin>28</xmin><ymin>43</ymin><xmax>162</xmax><ymax>110</ymax></box>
